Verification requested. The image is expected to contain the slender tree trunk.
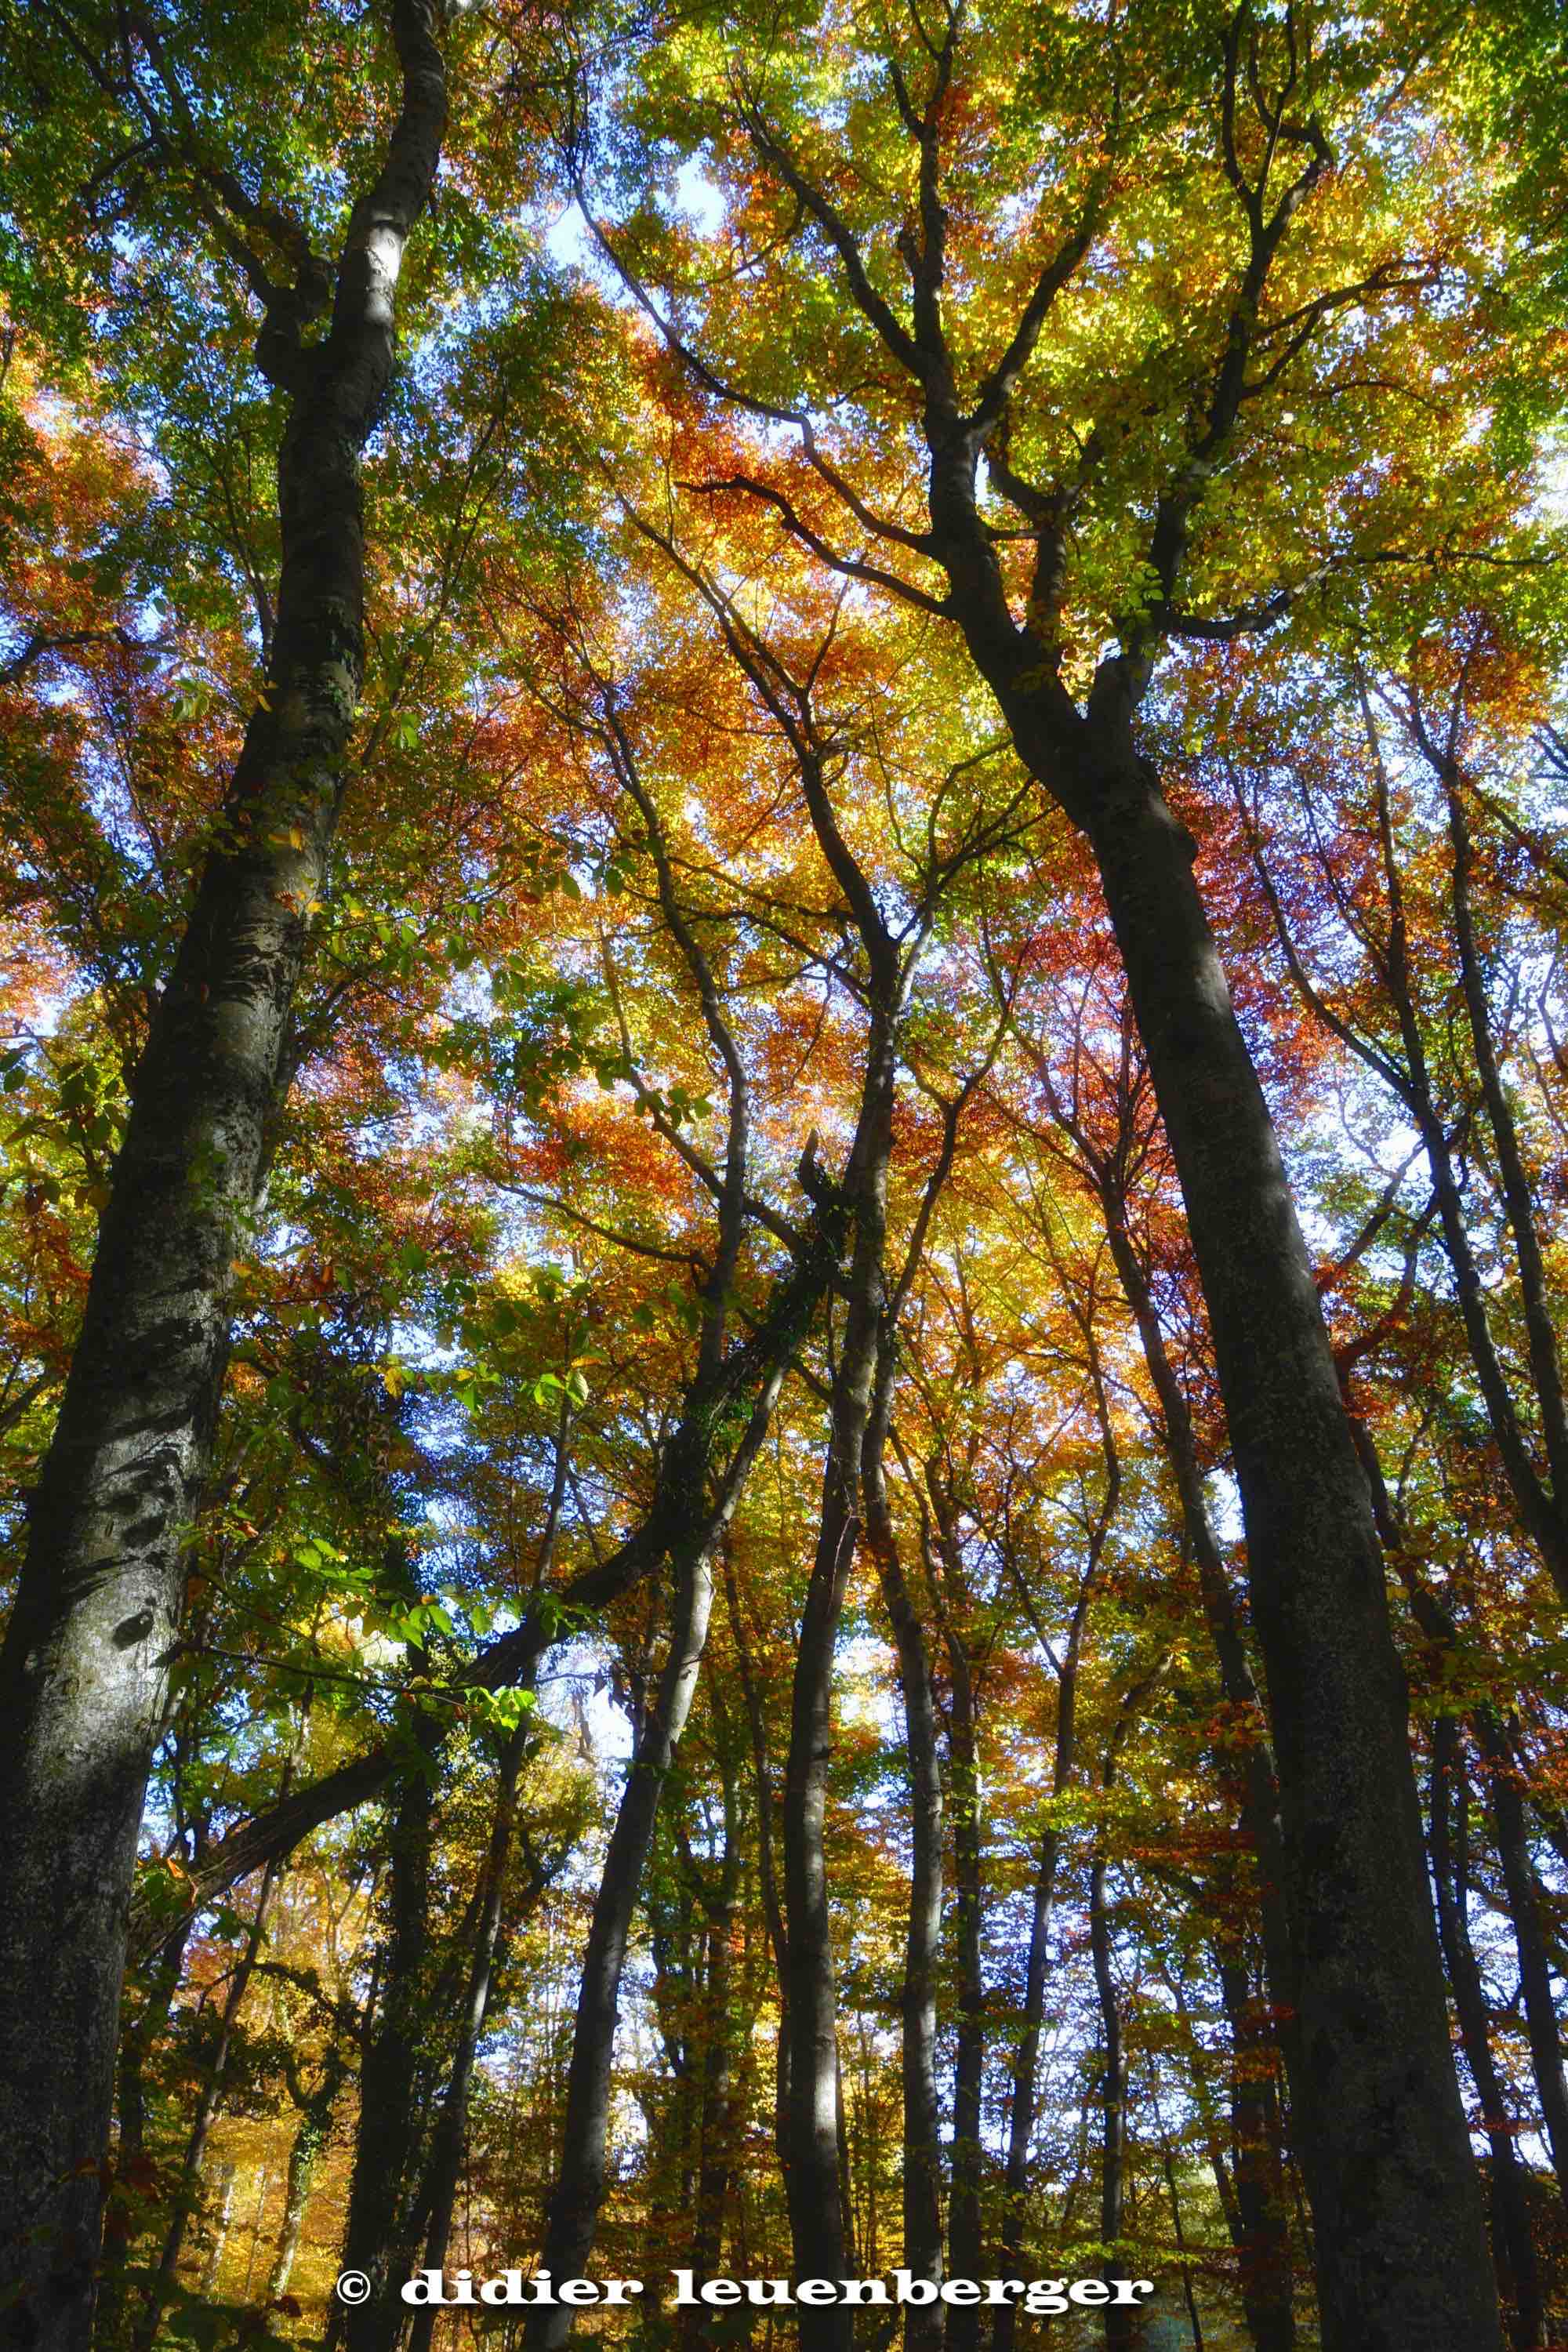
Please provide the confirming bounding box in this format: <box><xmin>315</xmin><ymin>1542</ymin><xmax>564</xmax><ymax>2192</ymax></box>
<box><xmin>782</xmin><ymin>1031</ymin><xmax>895</xmax><ymax>2349</ymax></box>
<box><xmin>1214</xmin><ymin>1954</ymin><xmax>1295</xmax><ymax>2352</ymax></box>
<box><xmin>990</xmin><ymin>1544</ymin><xmax>1097</xmax><ymax>2352</ymax></box>
<box><xmin>267</xmin><ymin>2111</ymin><xmax>327</xmax><ymax>2305</ymax></box>
<box><xmin>725</xmin><ymin>1549</ymin><xmax>793</xmax><ymax>2175</ymax></box>
<box><xmin>1429</xmin><ymin>1721</ymin><xmax>1544</xmax><ymax>2350</ymax></box>
<box><xmin>198</xmin><ymin>2163</ymin><xmax>238</xmax><ymax>2299</ymax></box>
<box><xmin>1089</xmin><ymin>1838</ymin><xmax>1131</xmax><ymax>2352</ymax></box>
<box><xmin>135</xmin><ymin>1852</ymin><xmax>285</xmax><ymax>2351</ymax></box>
<box><xmin>522</xmin><ymin>1528</ymin><xmax>717</xmax><ymax>2352</ymax></box>
<box><xmin>331</xmin><ymin>1720</ymin><xmax>441</xmax><ymax>2352</ymax></box>
<box><xmin>1442</xmin><ymin>768</ymin><xmax>1568</xmax><ymax>1519</ymax></box>
<box><xmin>681</xmin><ymin>1751</ymin><xmax>743</xmax><ymax>2345</ymax></box>
<box><xmin>1475</xmin><ymin>1718</ymin><xmax>1568</xmax><ymax>2210</ymax></box>
<box><xmin>405</xmin><ymin>1721</ymin><xmax>532</xmax><ymax>2352</ymax></box>
<box><xmin>863</xmin><ymin>1352</ymin><xmax>945</xmax><ymax>2348</ymax></box>
<box><xmin>1087</xmin><ymin>1683</ymin><xmax>1154</xmax><ymax>2352</ymax></box>
<box><xmin>0</xmin><ymin>22</ymin><xmax>448</xmax><ymax>2344</ymax></box>
<box><xmin>1096</xmin><ymin>1196</ymin><xmax>1296</xmax><ymax>2072</ymax></box>
<box><xmin>946</xmin><ymin>1628</ymin><xmax>985</xmax><ymax>2352</ymax></box>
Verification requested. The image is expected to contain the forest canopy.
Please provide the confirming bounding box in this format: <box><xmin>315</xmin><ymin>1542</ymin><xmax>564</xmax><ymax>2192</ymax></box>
<box><xmin>1</xmin><ymin>2</ymin><xmax>1566</xmax><ymax>2350</ymax></box>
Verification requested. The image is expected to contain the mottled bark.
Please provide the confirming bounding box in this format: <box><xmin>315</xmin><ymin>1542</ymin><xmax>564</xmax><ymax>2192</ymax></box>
<box><xmin>266</xmin><ymin>2107</ymin><xmax>329</xmax><ymax>2305</ymax></box>
<box><xmin>198</xmin><ymin>2164</ymin><xmax>237</xmax><ymax>2300</ymax></box>
<box><xmin>0</xmin><ymin>17</ymin><xmax>448</xmax><ymax>2344</ymax></box>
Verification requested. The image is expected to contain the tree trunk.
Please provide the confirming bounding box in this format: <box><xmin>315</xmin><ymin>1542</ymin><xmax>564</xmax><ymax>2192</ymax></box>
<box><xmin>1475</xmin><ymin>1719</ymin><xmax>1568</xmax><ymax>2211</ymax></box>
<box><xmin>681</xmin><ymin>1748</ymin><xmax>743</xmax><ymax>2346</ymax></box>
<box><xmin>135</xmin><ymin>1850</ymin><xmax>285</xmax><ymax>2351</ymax></box>
<box><xmin>405</xmin><ymin>1721</ymin><xmax>533</xmax><ymax>2352</ymax></box>
<box><xmin>1057</xmin><ymin>728</ymin><xmax>1498</xmax><ymax>2352</ymax></box>
<box><xmin>0</xmin><ymin>20</ymin><xmax>448</xmax><ymax>2344</ymax></box>
<box><xmin>781</xmin><ymin>1036</ymin><xmax>894</xmax><ymax>2350</ymax></box>
<box><xmin>946</xmin><ymin>1624</ymin><xmax>985</xmax><ymax>2352</ymax></box>
<box><xmin>1089</xmin><ymin>1838</ymin><xmax>1131</xmax><ymax>2352</ymax></box>
<box><xmin>1429</xmin><ymin>1720</ymin><xmax>1544</xmax><ymax>2350</ymax></box>
<box><xmin>522</xmin><ymin>1528</ymin><xmax>717</xmax><ymax>2352</ymax></box>
<box><xmin>863</xmin><ymin>1353</ymin><xmax>945</xmax><ymax>2350</ymax></box>
<box><xmin>330</xmin><ymin>1721</ymin><xmax>442</xmax><ymax>2352</ymax></box>
<box><xmin>1214</xmin><ymin>1954</ymin><xmax>1296</xmax><ymax>2352</ymax></box>
<box><xmin>267</xmin><ymin>2112</ymin><xmax>325</xmax><ymax>2306</ymax></box>
<box><xmin>990</xmin><ymin>1540</ymin><xmax>1097</xmax><ymax>2352</ymax></box>
<box><xmin>198</xmin><ymin>2163</ymin><xmax>238</xmax><ymax>2300</ymax></box>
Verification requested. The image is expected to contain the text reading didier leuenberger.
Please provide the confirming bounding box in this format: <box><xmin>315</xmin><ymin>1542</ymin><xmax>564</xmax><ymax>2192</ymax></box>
<box><xmin>332</xmin><ymin>2268</ymin><xmax>1156</xmax><ymax>2317</ymax></box>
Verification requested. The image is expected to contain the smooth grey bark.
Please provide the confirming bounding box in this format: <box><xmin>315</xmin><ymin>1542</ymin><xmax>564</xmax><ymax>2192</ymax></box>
<box><xmin>1429</xmin><ymin>1722</ymin><xmax>1544</xmax><ymax>2351</ymax></box>
<box><xmin>0</xmin><ymin>18</ymin><xmax>448</xmax><ymax>2345</ymax></box>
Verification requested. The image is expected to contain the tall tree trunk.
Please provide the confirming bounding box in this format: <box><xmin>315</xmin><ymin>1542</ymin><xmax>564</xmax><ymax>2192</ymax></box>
<box><xmin>725</xmin><ymin>1548</ymin><xmax>793</xmax><ymax>2176</ymax></box>
<box><xmin>405</xmin><ymin>1720</ymin><xmax>534</xmax><ymax>2352</ymax></box>
<box><xmin>0</xmin><ymin>20</ymin><xmax>448</xmax><ymax>2344</ymax></box>
<box><xmin>1474</xmin><ymin>1718</ymin><xmax>1568</xmax><ymax>2211</ymax></box>
<box><xmin>267</xmin><ymin>2107</ymin><xmax>328</xmax><ymax>2307</ymax></box>
<box><xmin>331</xmin><ymin>1719</ymin><xmax>442</xmax><ymax>2352</ymax></box>
<box><xmin>1429</xmin><ymin>1720</ymin><xmax>1544</xmax><ymax>2350</ymax></box>
<box><xmin>782</xmin><ymin>1033</ymin><xmax>895</xmax><ymax>2349</ymax></box>
<box><xmin>1051</xmin><ymin>728</ymin><xmax>1497</xmax><ymax>2350</ymax></box>
<box><xmin>681</xmin><ymin>1744</ymin><xmax>743</xmax><ymax>2347</ymax></box>
<box><xmin>989</xmin><ymin>1524</ymin><xmax>1100</xmax><ymax>2352</ymax></box>
<box><xmin>134</xmin><ymin>1852</ymin><xmax>286</xmax><ymax>2351</ymax></box>
<box><xmin>1094</xmin><ymin>1192</ymin><xmax>1296</xmax><ymax>2072</ymax></box>
<box><xmin>1089</xmin><ymin>1838</ymin><xmax>1130</xmax><ymax>2352</ymax></box>
<box><xmin>1214</xmin><ymin>1953</ymin><xmax>1296</xmax><ymax>2352</ymax></box>
<box><xmin>945</xmin><ymin>1621</ymin><xmax>985</xmax><ymax>2352</ymax></box>
<box><xmin>1088</xmin><ymin>1681</ymin><xmax>1154</xmax><ymax>2352</ymax></box>
<box><xmin>198</xmin><ymin>2162</ymin><xmax>238</xmax><ymax>2300</ymax></box>
<box><xmin>522</xmin><ymin>1526</ymin><xmax>718</xmax><ymax>2352</ymax></box>
<box><xmin>863</xmin><ymin>1349</ymin><xmax>945</xmax><ymax>2350</ymax></box>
